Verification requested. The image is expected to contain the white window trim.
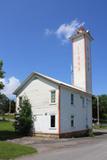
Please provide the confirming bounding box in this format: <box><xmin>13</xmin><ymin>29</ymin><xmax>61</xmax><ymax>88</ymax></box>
<box><xmin>49</xmin><ymin>90</ymin><xmax>56</xmax><ymax>105</ymax></box>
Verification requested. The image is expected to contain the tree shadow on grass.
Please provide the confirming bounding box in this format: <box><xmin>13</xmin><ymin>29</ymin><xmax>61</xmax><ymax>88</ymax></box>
<box><xmin>0</xmin><ymin>130</ymin><xmax>23</xmax><ymax>141</ymax></box>
<box><xmin>0</xmin><ymin>120</ymin><xmax>24</xmax><ymax>141</ymax></box>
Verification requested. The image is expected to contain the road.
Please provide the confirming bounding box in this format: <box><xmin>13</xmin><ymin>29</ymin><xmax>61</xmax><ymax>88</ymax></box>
<box><xmin>34</xmin><ymin>140</ymin><xmax>107</xmax><ymax>160</ymax></box>
<box><xmin>16</xmin><ymin>132</ymin><xmax>107</xmax><ymax>160</ymax></box>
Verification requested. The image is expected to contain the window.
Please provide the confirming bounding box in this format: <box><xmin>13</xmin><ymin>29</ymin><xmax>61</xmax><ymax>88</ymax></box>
<box><xmin>19</xmin><ymin>96</ymin><xmax>22</xmax><ymax>106</ymax></box>
<box><xmin>81</xmin><ymin>96</ymin><xmax>85</xmax><ymax>107</ymax></box>
<box><xmin>86</xmin><ymin>98</ymin><xmax>88</xmax><ymax>106</ymax></box>
<box><xmin>71</xmin><ymin>115</ymin><xmax>74</xmax><ymax>127</ymax></box>
<box><xmin>50</xmin><ymin>115</ymin><xmax>55</xmax><ymax>127</ymax></box>
<box><xmin>51</xmin><ymin>90</ymin><xmax>56</xmax><ymax>103</ymax></box>
<box><xmin>71</xmin><ymin>94</ymin><xmax>74</xmax><ymax>105</ymax></box>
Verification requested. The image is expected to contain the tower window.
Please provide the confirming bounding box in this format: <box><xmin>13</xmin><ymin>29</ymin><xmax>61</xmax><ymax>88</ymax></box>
<box><xmin>71</xmin><ymin>94</ymin><xmax>74</xmax><ymax>105</ymax></box>
<box><xmin>51</xmin><ymin>90</ymin><xmax>56</xmax><ymax>103</ymax></box>
<box><xmin>50</xmin><ymin>115</ymin><xmax>55</xmax><ymax>128</ymax></box>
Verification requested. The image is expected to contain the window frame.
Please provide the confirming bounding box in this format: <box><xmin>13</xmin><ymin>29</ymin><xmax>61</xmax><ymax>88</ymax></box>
<box><xmin>50</xmin><ymin>90</ymin><xmax>56</xmax><ymax>104</ymax></box>
<box><xmin>50</xmin><ymin>115</ymin><xmax>55</xmax><ymax>128</ymax></box>
<box><xmin>80</xmin><ymin>96</ymin><xmax>85</xmax><ymax>107</ymax></box>
<box><xmin>71</xmin><ymin>93</ymin><xmax>74</xmax><ymax>105</ymax></box>
<box><xmin>71</xmin><ymin>115</ymin><xmax>74</xmax><ymax>127</ymax></box>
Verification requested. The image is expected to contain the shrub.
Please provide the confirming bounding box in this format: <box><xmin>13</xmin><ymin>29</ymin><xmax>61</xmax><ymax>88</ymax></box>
<box><xmin>14</xmin><ymin>97</ymin><xmax>33</xmax><ymax>136</ymax></box>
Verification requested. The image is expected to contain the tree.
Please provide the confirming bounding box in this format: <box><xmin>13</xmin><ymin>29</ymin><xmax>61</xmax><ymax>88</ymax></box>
<box><xmin>99</xmin><ymin>95</ymin><xmax>107</xmax><ymax>119</ymax></box>
<box><xmin>15</xmin><ymin>97</ymin><xmax>33</xmax><ymax>135</ymax></box>
<box><xmin>92</xmin><ymin>96</ymin><xmax>97</xmax><ymax>119</ymax></box>
<box><xmin>0</xmin><ymin>60</ymin><xmax>5</xmax><ymax>115</ymax></box>
<box><xmin>0</xmin><ymin>94</ymin><xmax>9</xmax><ymax>114</ymax></box>
<box><xmin>92</xmin><ymin>94</ymin><xmax>107</xmax><ymax>122</ymax></box>
<box><xmin>0</xmin><ymin>60</ymin><xmax>5</xmax><ymax>90</ymax></box>
<box><xmin>10</xmin><ymin>100</ymin><xmax>16</xmax><ymax>113</ymax></box>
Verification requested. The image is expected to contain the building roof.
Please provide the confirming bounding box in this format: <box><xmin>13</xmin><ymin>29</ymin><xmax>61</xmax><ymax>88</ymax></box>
<box><xmin>13</xmin><ymin>72</ymin><xmax>91</xmax><ymax>96</ymax></box>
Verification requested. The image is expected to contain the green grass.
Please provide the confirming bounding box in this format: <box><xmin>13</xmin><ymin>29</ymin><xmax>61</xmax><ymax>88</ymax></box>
<box><xmin>0</xmin><ymin>121</ymin><xmax>37</xmax><ymax>159</ymax></box>
<box><xmin>0</xmin><ymin>141</ymin><xmax>37</xmax><ymax>159</ymax></box>
<box><xmin>0</xmin><ymin>114</ymin><xmax>15</xmax><ymax>120</ymax></box>
<box><xmin>0</xmin><ymin>120</ymin><xmax>19</xmax><ymax>140</ymax></box>
<box><xmin>93</xmin><ymin>125</ymin><xmax>107</xmax><ymax>129</ymax></box>
<box><xmin>0</xmin><ymin>121</ymin><xmax>14</xmax><ymax>131</ymax></box>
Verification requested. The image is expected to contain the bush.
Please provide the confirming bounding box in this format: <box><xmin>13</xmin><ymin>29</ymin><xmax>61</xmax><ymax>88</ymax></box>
<box><xmin>14</xmin><ymin>97</ymin><xmax>33</xmax><ymax>136</ymax></box>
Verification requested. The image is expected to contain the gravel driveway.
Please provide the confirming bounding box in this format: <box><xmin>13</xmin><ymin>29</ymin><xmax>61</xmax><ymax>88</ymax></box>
<box><xmin>8</xmin><ymin>129</ymin><xmax>107</xmax><ymax>160</ymax></box>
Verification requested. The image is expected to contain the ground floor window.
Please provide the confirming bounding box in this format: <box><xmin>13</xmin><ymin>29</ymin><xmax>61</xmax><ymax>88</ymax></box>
<box><xmin>71</xmin><ymin>115</ymin><xmax>74</xmax><ymax>127</ymax></box>
<box><xmin>50</xmin><ymin>115</ymin><xmax>55</xmax><ymax>127</ymax></box>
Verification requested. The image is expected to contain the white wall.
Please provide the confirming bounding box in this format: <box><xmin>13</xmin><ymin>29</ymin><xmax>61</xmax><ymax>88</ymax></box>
<box><xmin>72</xmin><ymin>35</ymin><xmax>92</xmax><ymax>93</ymax></box>
<box><xmin>73</xmin><ymin>36</ymin><xmax>86</xmax><ymax>91</ymax></box>
<box><xmin>85</xmin><ymin>37</ymin><xmax>92</xmax><ymax>93</ymax></box>
<box><xmin>16</xmin><ymin>76</ymin><xmax>59</xmax><ymax>134</ymax></box>
<box><xmin>60</xmin><ymin>86</ymin><xmax>92</xmax><ymax>133</ymax></box>
<box><xmin>16</xmin><ymin>75</ymin><xmax>92</xmax><ymax>135</ymax></box>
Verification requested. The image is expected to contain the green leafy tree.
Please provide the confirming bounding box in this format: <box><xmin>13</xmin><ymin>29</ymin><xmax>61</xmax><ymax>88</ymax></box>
<box><xmin>92</xmin><ymin>95</ymin><xmax>107</xmax><ymax>122</ymax></box>
<box><xmin>0</xmin><ymin>60</ymin><xmax>5</xmax><ymax>90</ymax></box>
<box><xmin>0</xmin><ymin>60</ymin><xmax>5</xmax><ymax>116</ymax></box>
<box><xmin>99</xmin><ymin>95</ymin><xmax>107</xmax><ymax>120</ymax></box>
<box><xmin>15</xmin><ymin>97</ymin><xmax>33</xmax><ymax>135</ymax></box>
<box><xmin>92</xmin><ymin>96</ymin><xmax>97</xmax><ymax>119</ymax></box>
<box><xmin>0</xmin><ymin>94</ymin><xmax>9</xmax><ymax>114</ymax></box>
<box><xmin>10</xmin><ymin>100</ymin><xmax>16</xmax><ymax>113</ymax></box>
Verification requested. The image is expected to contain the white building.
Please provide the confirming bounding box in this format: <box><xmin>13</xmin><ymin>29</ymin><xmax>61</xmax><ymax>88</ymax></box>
<box><xmin>14</xmin><ymin>27</ymin><xmax>93</xmax><ymax>138</ymax></box>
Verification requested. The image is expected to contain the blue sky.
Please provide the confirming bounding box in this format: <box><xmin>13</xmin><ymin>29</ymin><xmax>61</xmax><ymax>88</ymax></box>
<box><xmin>0</xmin><ymin>0</ymin><xmax>107</xmax><ymax>97</ymax></box>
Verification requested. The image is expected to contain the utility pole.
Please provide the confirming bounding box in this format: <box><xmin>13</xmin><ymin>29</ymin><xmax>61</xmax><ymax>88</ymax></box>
<box><xmin>96</xmin><ymin>96</ymin><xmax>100</xmax><ymax>125</ymax></box>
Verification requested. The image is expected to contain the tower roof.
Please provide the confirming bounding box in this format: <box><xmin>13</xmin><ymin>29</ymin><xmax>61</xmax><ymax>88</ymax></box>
<box><xmin>70</xmin><ymin>27</ymin><xmax>93</xmax><ymax>41</ymax></box>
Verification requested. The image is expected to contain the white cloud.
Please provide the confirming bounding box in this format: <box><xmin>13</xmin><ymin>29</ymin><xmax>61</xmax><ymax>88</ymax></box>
<box><xmin>45</xmin><ymin>29</ymin><xmax>53</xmax><ymax>35</ymax></box>
<box><xmin>45</xmin><ymin>19</ymin><xmax>84</xmax><ymax>43</ymax></box>
<box><xmin>0</xmin><ymin>76</ymin><xmax>20</xmax><ymax>99</ymax></box>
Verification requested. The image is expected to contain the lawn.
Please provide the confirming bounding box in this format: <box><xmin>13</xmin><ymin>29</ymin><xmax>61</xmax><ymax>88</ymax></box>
<box><xmin>0</xmin><ymin>120</ymin><xmax>37</xmax><ymax>159</ymax></box>
<box><xmin>0</xmin><ymin>114</ymin><xmax>15</xmax><ymax>120</ymax></box>
<box><xmin>0</xmin><ymin>141</ymin><xmax>37</xmax><ymax>159</ymax></box>
<box><xmin>0</xmin><ymin>120</ymin><xmax>17</xmax><ymax>140</ymax></box>
<box><xmin>0</xmin><ymin>120</ymin><xmax>14</xmax><ymax>131</ymax></box>
<box><xmin>93</xmin><ymin>125</ymin><xmax>107</xmax><ymax>129</ymax></box>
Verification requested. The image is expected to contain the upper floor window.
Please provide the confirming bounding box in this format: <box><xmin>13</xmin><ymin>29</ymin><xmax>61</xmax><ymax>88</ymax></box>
<box><xmin>81</xmin><ymin>96</ymin><xmax>85</xmax><ymax>107</ymax></box>
<box><xmin>51</xmin><ymin>90</ymin><xmax>56</xmax><ymax>103</ymax></box>
<box><xmin>71</xmin><ymin>94</ymin><xmax>74</xmax><ymax>105</ymax></box>
<box><xmin>19</xmin><ymin>96</ymin><xmax>22</xmax><ymax>106</ymax></box>
<box><xmin>86</xmin><ymin>98</ymin><xmax>88</xmax><ymax>106</ymax></box>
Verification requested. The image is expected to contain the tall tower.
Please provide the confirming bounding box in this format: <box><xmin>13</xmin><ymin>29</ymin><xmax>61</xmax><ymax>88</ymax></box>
<box><xmin>71</xmin><ymin>27</ymin><xmax>93</xmax><ymax>93</ymax></box>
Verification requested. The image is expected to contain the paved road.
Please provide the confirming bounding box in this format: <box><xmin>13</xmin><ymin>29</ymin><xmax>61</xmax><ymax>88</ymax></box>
<box><xmin>17</xmin><ymin>133</ymin><xmax>107</xmax><ymax>160</ymax></box>
<box><xmin>32</xmin><ymin>140</ymin><xmax>107</xmax><ymax>160</ymax></box>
